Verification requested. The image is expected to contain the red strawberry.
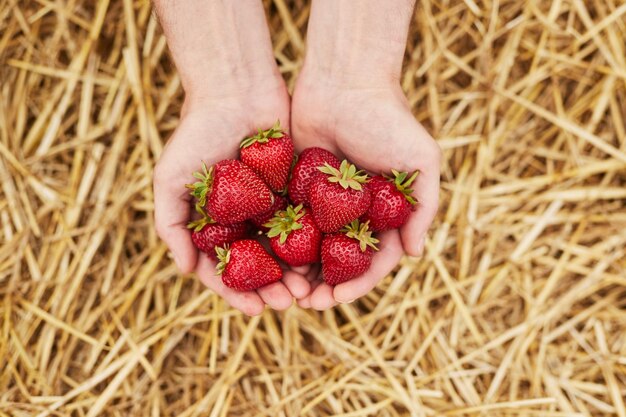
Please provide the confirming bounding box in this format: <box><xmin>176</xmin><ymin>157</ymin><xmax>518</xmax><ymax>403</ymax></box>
<box><xmin>249</xmin><ymin>194</ymin><xmax>288</xmax><ymax>232</ymax></box>
<box><xmin>361</xmin><ymin>170</ymin><xmax>418</xmax><ymax>231</ymax></box>
<box><xmin>265</xmin><ymin>204</ymin><xmax>322</xmax><ymax>266</ymax></box>
<box><xmin>308</xmin><ymin>160</ymin><xmax>372</xmax><ymax>233</ymax></box>
<box><xmin>188</xmin><ymin>209</ymin><xmax>248</xmax><ymax>259</ymax></box>
<box><xmin>188</xmin><ymin>160</ymin><xmax>274</xmax><ymax>225</ymax></box>
<box><xmin>215</xmin><ymin>240</ymin><xmax>283</xmax><ymax>291</ymax></box>
<box><xmin>288</xmin><ymin>147</ymin><xmax>340</xmax><ymax>206</ymax></box>
<box><xmin>240</xmin><ymin>121</ymin><xmax>294</xmax><ymax>192</ymax></box>
<box><xmin>321</xmin><ymin>220</ymin><xmax>379</xmax><ymax>285</ymax></box>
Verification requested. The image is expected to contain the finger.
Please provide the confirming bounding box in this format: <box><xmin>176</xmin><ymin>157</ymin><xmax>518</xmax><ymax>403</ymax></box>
<box><xmin>282</xmin><ymin>270</ymin><xmax>311</xmax><ymax>299</ymax></box>
<box><xmin>196</xmin><ymin>254</ymin><xmax>265</xmax><ymax>316</ymax></box>
<box><xmin>297</xmin><ymin>297</ymin><xmax>312</xmax><ymax>309</ymax></box>
<box><xmin>153</xmin><ymin>171</ymin><xmax>197</xmax><ymax>274</ymax></box>
<box><xmin>333</xmin><ymin>230</ymin><xmax>403</xmax><ymax>303</ymax></box>
<box><xmin>291</xmin><ymin>264</ymin><xmax>312</xmax><ymax>276</ymax></box>
<box><xmin>400</xmin><ymin>139</ymin><xmax>441</xmax><ymax>256</ymax></box>
<box><xmin>310</xmin><ymin>282</ymin><xmax>338</xmax><ymax>310</ymax></box>
<box><xmin>296</xmin><ymin>277</ymin><xmax>322</xmax><ymax>308</ymax></box>
<box><xmin>259</xmin><ymin>237</ymin><xmax>312</xmax><ymax>301</ymax></box>
<box><xmin>257</xmin><ymin>281</ymin><xmax>293</xmax><ymax>311</ymax></box>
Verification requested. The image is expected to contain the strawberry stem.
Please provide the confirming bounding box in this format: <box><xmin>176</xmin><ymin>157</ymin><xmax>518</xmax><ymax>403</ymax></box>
<box><xmin>385</xmin><ymin>169</ymin><xmax>419</xmax><ymax>205</ymax></box>
<box><xmin>187</xmin><ymin>206</ymin><xmax>216</xmax><ymax>232</ymax></box>
<box><xmin>342</xmin><ymin>220</ymin><xmax>380</xmax><ymax>252</ymax></box>
<box><xmin>264</xmin><ymin>204</ymin><xmax>305</xmax><ymax>244</ymax></box>
<box><xmin>240</xmin><ymin>120</ymin><xmax>285</xmax><ymax>148</ymax></box>
<box><xmin>186</xmin><ymin>162</ymin><xmax>214</xmax><ymax>208</ymax></box>
<box><xmin>215</xmin><ymin>245</ymin><xmax>231</xmax><ymax>275</ymax></box>
<box><xmin>318</xmin><ymin>160</ymin><xmax>369</xmax><ymax>191</ymax></box>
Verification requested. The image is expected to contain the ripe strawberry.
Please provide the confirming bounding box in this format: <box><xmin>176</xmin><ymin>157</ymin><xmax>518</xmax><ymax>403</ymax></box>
<box><xmin>187</xmin><ymin>208</ymin><xmax>248</xmax><ymax>259</ymax></box>
<box><xmin>240</xmin><ymin>121</ymin><xmax>294</xmax><ymax>192</ymax></box>
<box><xmin>288</xmin><ymin>147</ymin><xmax>340</xmax><ymax>206</ymax></box>
<box><xmin>188</xmin><ymin>160</ymin><xmax>274</xmax><ymax>225</ymax></box>
<box><xmin>265</xmin><ymin>204</ymin><xmax>322</xmax><ymax>266</ymax></box>
<box><xmin>361</xmin><ymin>170</ymin><xmax>418</xmax><ymax>231</ymax></box>
<box><xmin>321</xmin><ymin>220</ymin><xmax>379</xmax><ymax>285</ymax></box>
<box><xmin>249</xmin><ymin>194</ymin><xmax>288</xmax><ymax>232</ymax></box>
<box><xmin>215</xmin><ymin>240</ymin><xmax>283</xmax><ymax>291</ymax></box>
<box><xmin>308</xmin><ymin>160</ymin><xmax>372</xmax><ymax>233</ymax></box>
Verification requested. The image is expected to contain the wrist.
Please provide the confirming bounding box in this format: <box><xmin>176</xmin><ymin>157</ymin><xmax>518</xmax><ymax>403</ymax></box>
<box><xmin>182</xmin><ymin>81</ymin><xmax>291</xmax><ymax>134</ymax></box>
<box><xmin>302</xmin><ymin>0</ymin><xmax>415</xmax><ymax>88</ymax></box>
<box><xmin>156</xmin><ymin>0</ymin><xmax>282</xmax><ymax>101</ymax></box>
<box><xmin>183</xmin><ymin>67</ymin><xmax>286</xmax><ymax>107</ymax></box>
<box><xmin>302</xmin><ymin>30</ymin><xmax>404</xmax><ymax>89</ymax></box>
<box><xmin>298</xmin><ymin>60</ymin><xmax>398</xmax><ymax>91</ymax></box>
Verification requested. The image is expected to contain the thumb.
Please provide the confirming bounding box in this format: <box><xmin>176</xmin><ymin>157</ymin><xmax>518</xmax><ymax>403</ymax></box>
<box><xmin>153</xmin><ymin>169</ymin><xmax>198</xmax><ymax>273</ymax></box>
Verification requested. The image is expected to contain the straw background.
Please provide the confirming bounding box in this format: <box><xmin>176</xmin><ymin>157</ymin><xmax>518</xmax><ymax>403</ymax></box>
<box><xmin>1</xmin><ymin>0</ymin><xmax>626</xmax><ymax>416</ymax></box>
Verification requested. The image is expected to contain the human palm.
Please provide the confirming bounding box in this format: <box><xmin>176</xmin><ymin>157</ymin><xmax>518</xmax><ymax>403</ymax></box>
<box><xmin>154</xmin><ymin>91</ymin><xmax>310</xmax><ymax>316</ymax></box>
<box><xmin>291</xmin><ymin>80</ymin><xmax>441</xmax><ymax>309</ymax></box>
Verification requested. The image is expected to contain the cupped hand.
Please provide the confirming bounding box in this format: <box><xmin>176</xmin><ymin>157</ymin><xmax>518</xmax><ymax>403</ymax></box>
<box><xmin>153</xmin><ymin>87</ymin><xmax>310</xmax><ymax>315</ymax></box>
<box><xmin>290</xmin><ymin>73</ymin><xmax>441</xmax><ymax>310</ymax></box>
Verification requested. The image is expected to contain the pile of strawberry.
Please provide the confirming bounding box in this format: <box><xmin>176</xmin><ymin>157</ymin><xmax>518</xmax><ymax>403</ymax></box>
<box><xmin>187</xmin><ymin>122</ymin><xmax>418</xmax><ymax>292</ymax></box>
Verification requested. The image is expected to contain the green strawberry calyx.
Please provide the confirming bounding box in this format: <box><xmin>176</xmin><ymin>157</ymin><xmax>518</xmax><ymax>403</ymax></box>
<box><xmin>264</xmin><ymin>204</ymin><xmax>305</xmax><ymax>244</ymax></box>
<box><xmin>342</xmin><ymin>220</ymin><xmax>380</xmax><ymax>252</ymax></box>
<box><xmin>186</xmin><ymin>162</ymin><xmax>214</xmax><ymax>210</ymax></box>
<box><xmin>385</xmin><ymin>169</ymin><xmax>419</xmax><ymax>205</ymax></box>
<box><xmin>187</xmin><ymin>206</ymin><xmax>216</xmax><ymax>232</ymax></box>
<box><xmin>215</xmin><ymin>245</ymin><xmax>231</xmax><ymax>275</ymax></box>
<box><xmin>318</xmin><ymin>160</ymin><xmax>369</xmax><ymax>191</ymax></box>
<box><xmin>240</xmin><ymin>120</ymin><xmax>285</xmax><ymax>148</ymax></box>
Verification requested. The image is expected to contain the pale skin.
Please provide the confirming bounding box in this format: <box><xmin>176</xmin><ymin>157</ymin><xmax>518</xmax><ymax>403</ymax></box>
<box><xmin>153</xmin><ymin>0</ymin><xmax>441</xmax><ymax>315</ymax></box>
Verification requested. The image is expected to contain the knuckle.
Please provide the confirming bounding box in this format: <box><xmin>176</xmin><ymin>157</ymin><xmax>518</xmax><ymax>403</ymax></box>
<box><xmin>154</xmin><ymin>216</ymin><xmax>168</xmax><ymax>240</ymax></box>
<box><xmin>242</xmin><ymin>304</ymin><xmax>263</xmax><ymax>316</ymax></box>
<box><xmin>239</xmin><ymin>293</ymin><xmax>264</xmax><ymax>316</ymax></box>
<box><xmin>274</xmin><ymin>298</ymin><xmax>294</xmax><ymax>311</ymax></box>
<box><xmin>153</xmin><ymin>211</ymin><xmax>174</xmax><ymax>243</ymax></box>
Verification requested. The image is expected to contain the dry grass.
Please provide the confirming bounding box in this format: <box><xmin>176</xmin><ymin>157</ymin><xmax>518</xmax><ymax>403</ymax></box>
<box><xmin>1</xmin><ymin>0</ymin><xmax>626</xmax><ymax>416</ymax></box>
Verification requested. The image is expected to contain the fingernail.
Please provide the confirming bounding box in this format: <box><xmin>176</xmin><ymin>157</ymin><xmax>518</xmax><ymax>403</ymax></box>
<box><xmin>172</xmin><ymin>252</ymin><xmax>182</xmax><ymax>270</ymax></box>
<box><xmin>338</xmin><ymin>298</ymin><xmax>355</xmax><ymax>304</ymax></box>
<box><xmin>416</xmin><ymin>236</ymin><xmax>426</xmax><ymax>256</ymax></box>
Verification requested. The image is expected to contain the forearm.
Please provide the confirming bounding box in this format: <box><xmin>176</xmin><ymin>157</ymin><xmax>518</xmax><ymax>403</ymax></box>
<box><xmin>154</xmin><ymin>0</ymin><xmax>282</xmax><ymax>102</ymax></box>
<box><xmin>304</xmin><ymin>0</ymin><xmax>416</xmax><ymax>86</ymax></box>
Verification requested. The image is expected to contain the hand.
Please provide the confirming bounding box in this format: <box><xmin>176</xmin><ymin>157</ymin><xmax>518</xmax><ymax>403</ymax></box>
<box><xmin>153</xmin><ymin>0</ymin><xmax>311</xmax><ymax>315</ymax></box>
<box><xmin>153</xmin><ymin>87</ymin><xmax>310</xmax><ymax>316</ymax></box>
<box><xmin>290</xmin><ymin>71</ymin><xmax>441</xmax><ymax>310</ymax></box>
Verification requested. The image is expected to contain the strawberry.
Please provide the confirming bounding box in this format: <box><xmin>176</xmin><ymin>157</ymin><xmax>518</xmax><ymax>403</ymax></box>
<box><xmin>240</xmin><ymin>121</ymin><xmax>294</xmax><ymax>192</ymax></box>
<box><xmin>265</xmin><ymin>204</ymin><xmax>322</xmax><ymax>266</ymax></box>
<box><xmin>361</xmin><ymin>170</ymin><xmax>418</xmax><ymax>231</ymax></box>
<box><xmin>215</xmin><ymin>240</ymin><xmax>283</xmax><ymax>291</ymax></box>
<box><xmin>308</xmin><ymin>160</ymin><xmax>372</xmax><ymax>233</ymax></box>
<box><xmin>249</xmin><ymin>194</ymin><xmax>288</xmax><ymax>232</ymax></box>
<box><xmin>188</xmin><ymin>160</ymin><xmax>274</xmax><ymax>225</ymax></box>
<box><xmin>321</xmin><ymin>220</ymin><xmax>379</xmax><ymax>285</ymax></box>
<box><xmin>187</xmin><ymin>209</ymin><xmax>248</xmax><ymax>259</ymax></box>
<box><xmin>288</xmin><ymin>147</ymin><xmax>340</xmax><ymax>206</ymax></box>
